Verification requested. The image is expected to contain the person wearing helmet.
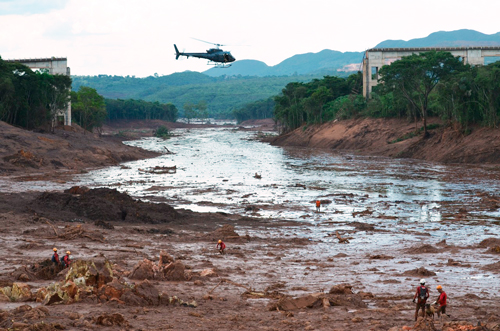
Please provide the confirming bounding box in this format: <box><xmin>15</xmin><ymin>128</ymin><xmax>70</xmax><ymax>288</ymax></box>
<box><xmin>216</xmin><ymin>240</ymin><xmax>226</xmax><ymax>254</ymax></box>
<box><xmin>413</xmin><ymin>279</ymin><xmax>430</xmax><ymax>321</ymax></box>
<box><xmin>433</xmin><ymin>285</ymin><xmax>450</xmax><ymax>319</ymax></box>
<box><xmin>62</xmin><ymin>251</ymin><xmax>72</xmax><ymax>268</ymax></box>
<box><xmin>51</xmin><ymin>248</ymin><xmax>60</xmax><ymax>266</ymax></box>
<box><xmin>315</xmin><ymin>200</ymin><xmax>321</xmax><ymax>212</ymax></box>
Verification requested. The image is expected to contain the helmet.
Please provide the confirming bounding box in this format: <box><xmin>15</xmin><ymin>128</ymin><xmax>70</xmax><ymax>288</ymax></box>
<box><xmin>436</xmin><ymin>285</ymin><xmax>442</xmax><ymax>290</ymax></box>
<box><xmin>66</xmin><ymin>251</ymin><xmax>71</xmax><ymax>255</ymax></box>
<box><xmin>218</xmin><ymin>240</ymin><xmax>222</xmax><ymax>244</ymax></box>
<box><xmin>53</xmin><ymin>248</ymin><xmax>57</xmax><ymax>252</ymax></box>
<box><xmin>420</xmin><ymin>279</ymin><xmax>426</xmax><ymax>285</ymax></box>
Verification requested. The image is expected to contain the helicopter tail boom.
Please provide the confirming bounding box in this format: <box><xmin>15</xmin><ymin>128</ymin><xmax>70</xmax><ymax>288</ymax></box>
<box><xmin>174</xmin><ymin>44</ymin><xmax>180</xmax><ymax>60</ymax></box>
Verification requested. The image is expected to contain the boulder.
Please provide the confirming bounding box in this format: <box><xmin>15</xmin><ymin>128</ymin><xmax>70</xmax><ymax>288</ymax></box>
<box><xmin>134</xmin><ymin>279</ymin><xmax>160</xmax><ymax>305</ymax></box>
<box><xmin>163</xmin><ymin>261</ymin><xmax>186</xmax><ymax>281</ymax></box>
<box><xmin>129</xmin><ymin>259</ymin><xmax>156</xmax><ymax>280</ymax></box>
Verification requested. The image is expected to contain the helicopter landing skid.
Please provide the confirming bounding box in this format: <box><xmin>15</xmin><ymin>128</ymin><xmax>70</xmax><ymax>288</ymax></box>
<box><xmin>208</xmin><ymin>61</ymin><xmax>232</xmax><ymax>68</ymax></box>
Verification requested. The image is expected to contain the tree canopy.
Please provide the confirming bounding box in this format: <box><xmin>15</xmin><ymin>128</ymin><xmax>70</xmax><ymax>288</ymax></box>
<box><xmin>0</xmin><ymin>57</ymin><xmax>71</xmax><ymax>130</ymax></box>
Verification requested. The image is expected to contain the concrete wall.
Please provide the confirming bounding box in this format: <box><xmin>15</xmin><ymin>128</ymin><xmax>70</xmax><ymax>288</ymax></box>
<box><xmin>363</xmin><ymin>47</ymin><xmax>500</xmax><ymax>99</ymax></box>
<box><xmin>5</xmin><ymin>57</ymin><xmax>71</xmax><ymax>125</ymax></box>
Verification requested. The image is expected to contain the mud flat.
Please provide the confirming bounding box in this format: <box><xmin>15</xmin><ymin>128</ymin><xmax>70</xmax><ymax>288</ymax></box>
<box><xmin>1</xmin><ymin>186</ymin><xmax>500</xmax><ymax>331</ymax></box>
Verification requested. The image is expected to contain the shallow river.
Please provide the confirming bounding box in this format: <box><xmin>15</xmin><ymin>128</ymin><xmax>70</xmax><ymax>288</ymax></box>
<box><xmin>60</xmin><ymin>127</ymin><xmax>499</xmax><ymax>242</ymax></box>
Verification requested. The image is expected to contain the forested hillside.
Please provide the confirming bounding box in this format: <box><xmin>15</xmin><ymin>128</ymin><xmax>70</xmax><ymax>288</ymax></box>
<box><xmin>72</xmin><ymin>72</ymin><xmax>322</xmax><ymax>118</ymax></box>
<box><xmin>273</xmin><ymin>52</ymin><xmax>500</xmax><ymax>135</ymax></box>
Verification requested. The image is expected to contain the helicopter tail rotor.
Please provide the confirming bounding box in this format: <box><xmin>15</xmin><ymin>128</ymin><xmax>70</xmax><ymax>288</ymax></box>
<box><xmin>174</xmin><ymin>44</ymin><xmax>181</xmax><ymax>60</ymax></box>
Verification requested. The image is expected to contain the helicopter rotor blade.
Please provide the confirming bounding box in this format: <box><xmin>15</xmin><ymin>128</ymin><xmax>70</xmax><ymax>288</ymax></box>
<box><xmin>191</xmin><ymin>37</ymin><xmax>225</xmax><ymax>48</ymax></box>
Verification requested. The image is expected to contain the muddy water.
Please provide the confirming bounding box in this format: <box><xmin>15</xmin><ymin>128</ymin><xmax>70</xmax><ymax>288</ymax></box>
<box><xmin>69</xmin><ymin>128</ymin><xmax>500</xmax><ymax>295</ymax></box>
<box><xmin>2</xmin><ymin>127</ymin><xmax>500</xmax><ymax>296</ymax></box>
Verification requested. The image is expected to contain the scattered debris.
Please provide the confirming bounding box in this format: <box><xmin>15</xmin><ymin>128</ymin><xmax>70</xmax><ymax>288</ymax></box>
<box><xmin>333</xmin><ymin>231</ymin><xmax>353</xmax><ymax>244</ymax></box>
<box><xmin>139</xmin><ymin>165</ymin><xmax>176</xmax><ymax>174</ymax></box>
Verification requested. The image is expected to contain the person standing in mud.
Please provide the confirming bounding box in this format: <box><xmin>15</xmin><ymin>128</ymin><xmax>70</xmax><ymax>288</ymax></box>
<box><xmin>433</xmin><ymin>285</ymin><xmax>449</xmax><ymax>319</ymax></box>
<box><xmin>316</xmin><ymin>200</ymin><xmax>321</xmax><ymax>212</ymax></box>
<box><xmin>216</xmin><ymin>240</ymin><xmax>226</xmax><ymax>254</ymax></box>
<box><xmin>51</xmin><ymin>248</ymin><xmax>60</xmax><ymax>266</ymax></box>
<box><xmin>62</xmin><ymin>251</ymin><xmax>72</xmax><ymax>268</ymax></box>
<box><xmin>413</xmin><ymin>279</ymin><xmax>430</xmax><ymax>321</ymax></box>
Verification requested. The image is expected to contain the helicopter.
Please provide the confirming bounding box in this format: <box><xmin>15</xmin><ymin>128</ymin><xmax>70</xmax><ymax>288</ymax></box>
<box><xmin>174</xmin><ymin>39</ymin><xmax>236</xmax><ymax>68</ymax></box>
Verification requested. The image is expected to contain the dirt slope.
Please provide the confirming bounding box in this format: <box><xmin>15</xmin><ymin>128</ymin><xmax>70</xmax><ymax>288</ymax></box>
<box><xmin>270</xmin><ymin>118</ymin><xmax>500</xmax><ymax>164</ymax></box>
<box><xmin>0</xmin><ymin>121</ymin><xmax>159</xmax><ymax>176</ymax></box>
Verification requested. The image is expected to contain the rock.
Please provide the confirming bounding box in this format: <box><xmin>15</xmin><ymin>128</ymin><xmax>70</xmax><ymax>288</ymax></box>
<box><xmin>98</xmin><ymin>277</ymin><xmax>125</xmax><ymax>301</ymax></box>
<box><xmin>94</xmin><ymin>313</ymin><xmax>128</xmax><ymax>327</ymax></box>
<box><xmin>329</xmin><ymin>284</ymin><xmax>353</xmax><ymax>295</ymax></box>
<box><xmin>129</xmin><ymin>259</ymin><xmax>156</xmax><ymax>280</ymax></box>
<box><xmin>134</xmin><ymin>279</ymin><xmax>160</xmax><ymax>305</ymax></box>
<box><xmin>66</xmin><ymin>312</ymin><xmax>82</xmax><ymax>320</ymax></box>
<box><xmin>121</xmin><ymin>290</ymin><xmax>148</xmax><ymax>306</ymax></box>
<box><xmin>159</xmin><ymin>250</ymin><xmax>175</xmax><ymax>268</ymax></box>
<box><xmin>163</xmin><ymin>261</ymin><xmax>186</xmax><ymax>281</ymax></box>
<box><xmin>413</xmin><ymin>317</ymin><xmax>436</xmax><ymax>331</ymax></box>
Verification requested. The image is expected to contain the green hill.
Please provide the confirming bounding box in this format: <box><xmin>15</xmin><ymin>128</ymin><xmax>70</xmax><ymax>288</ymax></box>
<box><xmin>72</xmin><ymin>73</ymin><xmax>324</xmax><ymax>118</ymax></box>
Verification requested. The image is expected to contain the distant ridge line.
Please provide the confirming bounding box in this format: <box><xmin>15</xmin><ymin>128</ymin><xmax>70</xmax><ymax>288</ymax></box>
<box><xmin>368</xmin><ymin>46</ymin><xmax>500</xmax><ymax>52</ymax></box>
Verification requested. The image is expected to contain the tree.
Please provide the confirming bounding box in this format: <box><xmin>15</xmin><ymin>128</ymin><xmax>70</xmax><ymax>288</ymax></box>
<box><xmin>196</xmin><ymin>100</ymin><xmax>209</xmax><ymax>123</ymax></box>
<box><xmin>71</xmin><ymin>86</ymin><xmax>106</xmax><ymax>133</ymax></box>
<box><xmin>378</xmin><ymin>51</ymin><xmax>466</xmax><ymax>137</ymax></box>
<box><xmin>183</xmin><ymin>102</ymin><xmax>197</xmax><ymax>123</ymax></box>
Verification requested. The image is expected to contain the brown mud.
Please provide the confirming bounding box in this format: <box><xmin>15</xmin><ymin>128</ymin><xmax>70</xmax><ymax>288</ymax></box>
<box><xmin>0</xmin><ymin>119</ymin><xmax>500</xmax><ymax>330</ymax></box>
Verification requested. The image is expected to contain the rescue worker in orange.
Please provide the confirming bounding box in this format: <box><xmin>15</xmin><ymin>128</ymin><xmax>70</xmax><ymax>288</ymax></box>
<box><xmin>433</xmin><ymin>285</ymin><xmax>450</xmax><ymax>319</ymax></box>
<box><xmin>51</xmin><ymin>248</ymin><xmax>60</xmax><ymax>266</ymax></box>
<box><xmin>315</xmin><ymin>200</ymin><xmax>321</xmax><ymax>212</ymax></box>
<box><xmin>62</xmin><ymin>251</ymin><xmax>72</xmax><ymax>268</ymax></box>
<box><xmin>216</xmin><ymin>240</ymin><xmax>226</xmax><ymax>254</ymax></box>
<box><xmin>413</xmin><ymin>279</ymin><xmax>430</xmax><ymax>321</ymax></box>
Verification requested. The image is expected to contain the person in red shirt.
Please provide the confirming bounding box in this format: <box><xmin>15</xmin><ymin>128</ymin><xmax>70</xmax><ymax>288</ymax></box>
<box><xmin>315</xmin><ymin>200</ymin><xmax>321</xmax><ymax>212</ymax></box>
<box><xmin>62</xmin><ymin>251</ymin><xmax>72</xmax><ymax>268</ymax></box>
<box><xmin>51</xmin><ymin>248</ymin><xmax>60</xmax><ymax>266</ymax></box>
<box><xmin>413</xmin><ymin>279</ymin><xmax>430</xmax><ymax>321</ymax></box>
<box><xmin>433</xmin><ymin>285</ymin><xmax>450</xmax><ymax>319</ymax></box>
<box><xmin>216</xmin><ymin>240</ymin><xmax>226</xmax><ymax>254</ymax></box>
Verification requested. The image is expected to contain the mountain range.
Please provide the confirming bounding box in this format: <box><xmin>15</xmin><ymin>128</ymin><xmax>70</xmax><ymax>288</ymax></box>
<box><xmin>203</xmin><ymin>29</ymin><xmax>500</xmax><ymax>77</ymax></box>
<box><xmin>71</xmin><ymin>29</ymin><xmax>500</xmax><ymax>117</ymax></box>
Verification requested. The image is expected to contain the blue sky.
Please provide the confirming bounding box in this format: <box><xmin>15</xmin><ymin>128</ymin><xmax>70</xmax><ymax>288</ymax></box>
<box><xmin>0</xmin><ymin>0</ymin><xmax>499</xmax><ymax>77</ymax></box>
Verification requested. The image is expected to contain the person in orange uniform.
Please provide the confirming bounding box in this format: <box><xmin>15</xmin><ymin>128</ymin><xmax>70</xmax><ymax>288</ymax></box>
<box><xmin>433</xmin><ymin>285</ymin><xmax>450</xmax><ymax>319</ymax></box>
<box><xmin>62</xmin><ymin>251</ymin><xmax>72</xmax><ymax>268</ymax></box>
<box><xmin>51</xmin><ymin>248</ymin><xmax>60</xmax><ymax>266</ymax></box>
<box><xmin>413</xmin><ymin>279</ymin><xmax>430</xmax><ymax>321</ymax></box>
<box><xmin>316</xmin><ymin>200</ymin><xmax>321</xmax><ymax>212</ymax></box>
<box><xmin>216</xmin><ymin>240</ymin><xmax>226</xmax><ymax>254</ymax></box>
